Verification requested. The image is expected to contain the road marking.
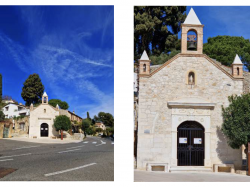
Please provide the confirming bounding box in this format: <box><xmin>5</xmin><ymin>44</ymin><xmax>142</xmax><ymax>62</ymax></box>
<box><xmin>101</xmin><ymin>141</ymin><xmax>106</xmax><ymax>144</ymax></box>
<box><xmin>96</xmin><ymin>144</ymin><xmax>103</xmax><ymax>146</ymax></box>
<box><xmin>92</xmin><ymin>142</ymin><xmax>97</xmax><ymax>144</ymax></box>
<box><xmin>66</xmin><ymin>145</ymin><xmax>84</xmax><ymax>149</ymax></box>
<box><xmin>12</xmin><ymin>146</ymin><xmax>40</xmax><ymax>150</ymax></box>
<box><xmin>0</xmin><ymin>153</ymin><xmax>32</xmax><ymax>159</ymax></box>
<box><xmin>44</xmin><ymin>163</ymin><xmax>97</xmax><ymax>177</ymax></box>
<box><xmin>83</xmin><ymin>141</ymin><xmax>88</xmax><ymax>143</ymax></box>
<box><xmin>111</xmin><ymin>142</ymin><xmax>114</xmax><ymax>144</ymax></box>
<box><xmin>58</xmin><ymin>149</ymin><xmax>81</xmax><ymax>154</ymax></box>
<box><xmin>0</xmin><ymin>159</ymin><xmax>13</xmax><ymax>162</ymax></box>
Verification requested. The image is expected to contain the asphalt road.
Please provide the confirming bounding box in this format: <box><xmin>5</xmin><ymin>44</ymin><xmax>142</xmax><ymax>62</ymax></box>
<box><xmin>0</xmin><ymin>136</ymin><xmax>114</xmax><ymax>181</ymax></box>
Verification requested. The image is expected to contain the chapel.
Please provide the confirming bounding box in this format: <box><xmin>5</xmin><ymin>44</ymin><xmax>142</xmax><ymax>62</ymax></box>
<box><xmin>137</xmin><ymin>8</ymin><xmax>250</xmax><ymax>172</ymax></box>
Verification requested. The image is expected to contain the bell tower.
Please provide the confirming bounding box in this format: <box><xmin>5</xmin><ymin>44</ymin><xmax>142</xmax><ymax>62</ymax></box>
<box><xmin>232</xmin><ymin>54</ymin><xmax>243</xmax><ymax>78</ymax></box>
<box><xmin>181</xmin><ymin>8</ymin><xmax>204</xmax><ymax>54</ymax></box>
<box><xmin>139</xmin><ymin>50</ymin><xmax>151</xmax><ymax>75</ymax></box>
<box><xmin>42</xmin><ymin>92</ymin><xmax>48</xmax><ymax>104</ymax></box>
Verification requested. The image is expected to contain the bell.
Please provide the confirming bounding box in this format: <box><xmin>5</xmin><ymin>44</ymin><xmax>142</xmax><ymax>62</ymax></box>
<box><xmin>188</xmin><ymin>41</ymin><xmax>196</xmax><ymax>50</ymax></box>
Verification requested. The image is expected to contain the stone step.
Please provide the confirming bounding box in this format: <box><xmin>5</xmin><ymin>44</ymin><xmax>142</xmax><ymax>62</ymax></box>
<box><xmin>170</xmin><ymin>166</ymin><xmax>213</xmax><ymax>173</ymax></box>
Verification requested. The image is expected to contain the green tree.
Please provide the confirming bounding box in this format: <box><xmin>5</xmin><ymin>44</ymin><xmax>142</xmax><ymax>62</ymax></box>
<box><xmin>149</xmin><ymin>49</ymin><xmax>180</xmax><ymax>65</ymax></box>
<box><xmin>134</xmin><ymin>6</ymin><xmax>186</xmax><ymax>61</ymax></box>
<box><xmin>87</xmin><ymin>112</ymin><xmax>90</xmax><ymax>120</ymax></box>
<box><xmin>93</xmin><ymin>112</ymin><xmax>114</xmax><ymax>127</ymax></box>
<box><xmin>53</xmin><ymin>115</ymin><xmax>71</xmax><ymax>140</ymax></box>
<box><xmin>48</xmin><ymin>99</ymin><xmax>69</xmax><ymax>110</ymax></box>
<box><xmin>96</xmin><ymin>128</ymin><xmax>103</xmax><ymax>133</ymax></box>
<box><xmin>85</xmin><ymin>125</ymin><xmax>96</xmax><ymax>136</ymax></box>
<box><xmin>0</xmin><ymin>111</ymin><xmax>5</xmax><ymax>121</ymax></box>
<box><xmin>0</xmin><ymin>74</ymin><xmax>2</xmax><ymax>103</ymax></box>
<box><xmin>203</xmin><ymin>36</ymin><xmax>250</xmax><ymax>70</ymax></box>
<box><xmin>21</xmin><ymin>74</ymin><xmax>44</xmax><ymax>106</ymax></box>
<box><xmin>222</xmin><ymin>94</ymin><xmax>250</xmax><ymax>153</ymax></box>
<box><xmin>81</xmin><ymin>118</ymin><xmax>91</xmax><ymax>138</ymax></box>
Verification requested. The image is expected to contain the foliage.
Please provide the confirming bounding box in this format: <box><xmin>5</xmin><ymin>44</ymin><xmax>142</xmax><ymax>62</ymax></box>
<box><xmin>95</xmin><ymin>128</ymin><xmax>103</xmax><ymax>133</ymax></box>
<box><xmin>53</xmin><ymin>115</ymin><xmax>71</xmax><ymax>131</ymax></box>
<box><xmin>0</xmin><ymin>74</ymin><xmax>2</xmax><ymax>103</ymax></box>
<box><xmin>106</xmin><ymin>127</ymin><xmax>114</xmax><ymax>136</ymax></box>
<box><xmin>222</xmin><ymin>94</ymin><xmax>250</xmax><ymax>150</ymax></box>
<box><xmin>81</xmin><ymin>118</ymin><xmax>91</xmax><ymax>137</ymax></box>
<box><xmin>85</xmin><ymin>125</ymin><xmax>96</xmax><ymax>136</ymax></box>
<box><xmin>48</xmin><ymin>99</ymin><xmax>69</xmax><ymax>110</ymax></box>
<box><xmin>93</xmin><ymin>112</ymin><xmax>114</xmax><ymax>127</ymax></box>
<box><xmin>134</xmin><ymin>6</ymin><xmax>186</xmax><ymax>61</ymax></box>
<box><xmin>13</xmin><ymin>115</ymin><xmax>26</xmax><ymax>121</ymax></box>
<box><xmin>87</xmin><ymin>111</ymin><xmax>90</xmax><ymax>119</ymax></box>
<box><xmin>21</xmin><ymin>74</ymin><xmax>44</xmax><ymax>106</ymax></box>
<box><xmin>0</xmin><ymin>110</ymin><xmax>5</xmax><ymax>121</ymax></box>
<box><xmin>150</xmin><ymin>49</ymin><xmax>180</xmax><ymax>65</ymax></box>
<box><xmin>203</xmin><ymin>36</ymin><xmax>250</xmax><ymax>71</ymax></box>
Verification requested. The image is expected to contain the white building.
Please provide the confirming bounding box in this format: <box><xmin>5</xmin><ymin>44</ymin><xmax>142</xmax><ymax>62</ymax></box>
<box><xmin>2</xmin><ymin>103</ymin><xmax>30</xmax><ymax>118</ymax></box>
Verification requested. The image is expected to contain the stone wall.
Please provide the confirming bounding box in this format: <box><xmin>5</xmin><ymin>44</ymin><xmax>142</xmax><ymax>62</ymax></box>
<box><xmin>138</xmin><ymin>55</ymin><xmax>243</xmax><ymax>170</ymax></box>
<box><xmin>0</xmin><ymin>120</ymin><xmax>14</xmax><ymax>138</ymax></box>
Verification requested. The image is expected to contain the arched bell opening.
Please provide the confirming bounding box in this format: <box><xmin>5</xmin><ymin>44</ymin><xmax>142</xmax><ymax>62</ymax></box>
<box><xmin>187</xmin><ymin>29</ymin><xmax>198</xmax><ymax>51</ymax></box>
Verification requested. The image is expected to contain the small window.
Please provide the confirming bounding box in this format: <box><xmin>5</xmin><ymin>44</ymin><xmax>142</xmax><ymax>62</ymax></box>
<box><xmin>44</xmin><ymin>109</ymin><xmax>46</xmax><ymax>113</ymax></box>
<box><xmin>143</xmin><ymin>64</ymin><xmax>146</xmax><ymax>72</ymax></box>
<box><xmin>188</xmin><ymin>72</ymin><xmax>195</xmax><ymax>85</ymax></box>
<box><xmin>44</xmin><ymin>97</ymin><xmax>47</xmax><ymax>103</ymax></box>
<box><xmin>237</xmin><ymin>67</ymin><xmax>240</xmax><ymax>75</ymax></box>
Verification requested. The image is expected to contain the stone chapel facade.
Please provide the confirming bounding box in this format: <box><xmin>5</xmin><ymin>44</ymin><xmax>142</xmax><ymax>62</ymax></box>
<box><xmin>137</xmin><ymin>8</ymin><xmax>250</xmax><ymax>171</ymax></box>
<box><xmin>29</xmin><ymin>92</ymin><xmax>82</xmax><ymax>138</ymax></box>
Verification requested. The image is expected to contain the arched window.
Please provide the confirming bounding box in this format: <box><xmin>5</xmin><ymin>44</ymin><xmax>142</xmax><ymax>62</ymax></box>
<box><xmin>237</xmin><ymin>67</ymin><xmax>240</xmax><ymax>75</ymax></box>
<box><xmin>188</xmin><ymin>72</ymin><xmax>195</xmax><ymax>85</ymax></box>
<box><xmin>187</xmin><ymin>30</ymin><xmax>197</xmax><ymax>51</ymax></box>
<box><xmin>143</xmin><ymin>64</ymin><xmax>146</xmax><ymax>72</ymax></box>
<box><xmin>44</xmin><ymin>97</ymin><xmax>47</xmax><ymax>103</ymax></box>
<box><xmin>44</xmin><ymin>109</ymin><xmax>46</xmax><ymax>113</ymax></box>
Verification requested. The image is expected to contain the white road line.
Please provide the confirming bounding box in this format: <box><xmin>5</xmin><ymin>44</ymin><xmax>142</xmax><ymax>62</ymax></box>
<box><xmin>12</xmin><ymin>145</ymin><xmax>40</xmax><ymax>150</ymax></box>
<box><xmin>44</xmin><ymin>163</ymin><xmax>97</xmax><ymax>177</ymax></box>
<box><xmin>0</xmin><ymin>159</ymin><xmax>13</xmax><ymax>162</ymax></box>
<box><xmin>96</xmin><ymin>144</ymin><xmax>103</xmax><ymax>146</ymax></box>
<box><xmin>101</xmin><ymin>141</ymin><xmax>106</xmax><ymax>144</ymax></box>
<box><xmin>66</xmin><ymin>145</ymin><xmax>84</xmax><ymax>149</ymax></box>
<box><xmin>0</xmin><ymin>153</ymin><xmax>32</xmax><ymax>159</ymax></box>
<box><xmin>58</xmin><ymin>149</ymin><xmax>81</xmax><ymax>154</ymax></box>
<box><xmin>111</xmin><ymin>142</ymin><xmax>114</xmax><ymax>144</ymax></box>
<box><xmin>83</xmin><ymin>141</ymin><xmax>88</xmax><ymax>143</ymax></box>
<box><xmin>92</xmin><ymin>142</ymin><xmax>97</xmax><ymax>144</ymax></box>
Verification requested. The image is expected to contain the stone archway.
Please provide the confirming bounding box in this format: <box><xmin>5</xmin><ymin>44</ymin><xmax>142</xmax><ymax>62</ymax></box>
<box><xmin>170</xmin><ymin>109</ymin><xmax>211</xmax><ymax>167</ymax></box>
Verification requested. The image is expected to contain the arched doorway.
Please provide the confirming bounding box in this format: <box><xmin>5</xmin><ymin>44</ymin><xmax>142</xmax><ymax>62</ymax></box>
<box><xmin>177</xmin><ymin>121</ymin><xmax>204</xmax><ymax>166</ymax></box>
<box><xmin>40</xmin><ymin>123</ymin><xmax>49</xmax><ymax>137</ymax></box>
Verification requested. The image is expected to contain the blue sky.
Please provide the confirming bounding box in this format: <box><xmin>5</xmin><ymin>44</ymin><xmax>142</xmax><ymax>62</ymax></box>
<box><xmin>178</xmin><ymin>6</ymin><xmax>250</xmax><ymax>41</ymax></box>
<box><xmin>0</xmin><ymin>6</ymin><xmax>114</xmax><ymax>118</ymax></box>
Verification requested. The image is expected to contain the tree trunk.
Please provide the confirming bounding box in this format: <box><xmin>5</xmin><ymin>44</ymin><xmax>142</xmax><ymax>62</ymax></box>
<box><xmin>61</xmin><ymin>130</ymin><xmax>63</xmax><ymax>140</ymax></box>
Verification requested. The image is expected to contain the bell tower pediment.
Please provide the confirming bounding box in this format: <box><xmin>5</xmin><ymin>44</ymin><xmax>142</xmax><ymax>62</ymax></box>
<box><xmin>181</xmin><ymin>8</ymin><xmax>204</xmax><ymax>54</ymax></box>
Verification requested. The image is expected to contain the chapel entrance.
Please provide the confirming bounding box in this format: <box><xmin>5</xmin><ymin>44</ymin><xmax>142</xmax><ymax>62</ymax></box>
<box><xmin>177</xmin><ymin>121</ymin><xmax>204</xmax><ymax>166</ymax></box>
<box><xmin>40</xmin><ymin>123</ymin><xmax>49</xmax><ymax>137</ymax></box>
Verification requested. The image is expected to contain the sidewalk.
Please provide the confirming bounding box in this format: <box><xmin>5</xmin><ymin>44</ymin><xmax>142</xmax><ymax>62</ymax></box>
<box><xmin>134</xmin><ymin>170</ymin><xmax>250</xmax><ymax>182</ymax></box>
<box><xmin>4</xmin><ymin>137</ymin><xmax>82</xmax><ymax>144</ymax></box>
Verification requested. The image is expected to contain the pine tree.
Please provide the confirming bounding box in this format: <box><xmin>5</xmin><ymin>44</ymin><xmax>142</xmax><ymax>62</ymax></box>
<box><xmin>134</xmin><ymin>6</ymin><xmax>186</xmax><ymax>61</ymax></box>
<box><xmin>21</xmin><ymin>74</ymin><xmax>45</xmax><ymax>106</ymax></box>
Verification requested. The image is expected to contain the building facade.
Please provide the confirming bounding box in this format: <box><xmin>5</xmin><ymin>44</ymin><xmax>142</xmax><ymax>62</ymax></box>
<box><xmin>2</xmin><ymin>103</ymin><xmax>30</xmax><ymax>118</ymax></box>
<box><xmin>137</xmin><ymin>8</ymin><xmax>248</xmax><ymax>171</ymax></box>
<box><xmin>29</xmin><ymin>92</ymin><xmax>83</xmax><ymax>138</ymax></box>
